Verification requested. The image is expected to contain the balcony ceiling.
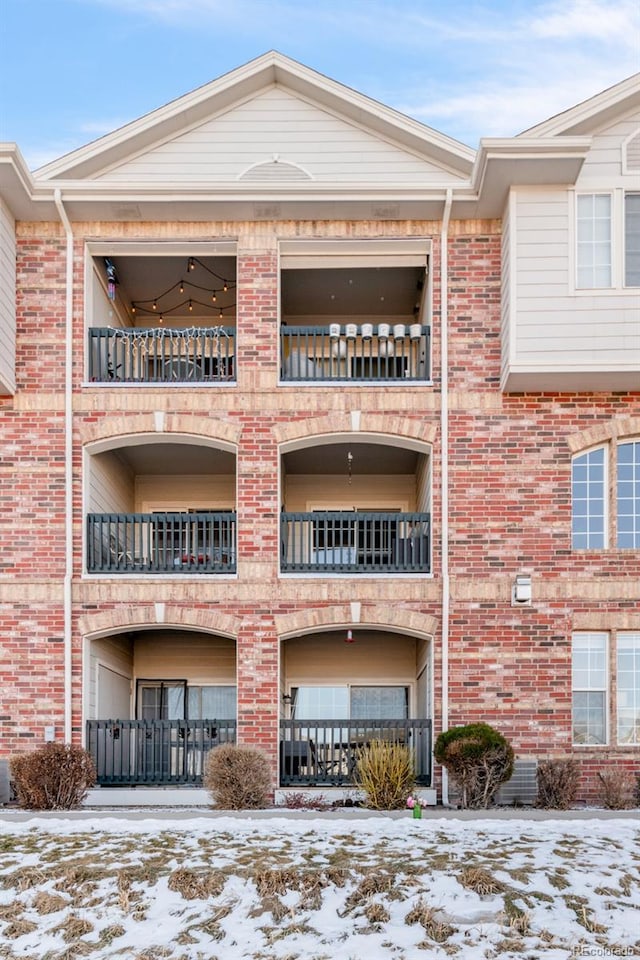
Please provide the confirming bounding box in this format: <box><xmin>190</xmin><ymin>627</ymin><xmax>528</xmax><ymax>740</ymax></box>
<box><xmin>115</xmin><ymin>443</ymin><xmax>235</xmax><ymax>475</ymax></box>
<box><xmin>284</xmin><ymin>442</ymin><xmax>419</xmax><ymax>475</ymax></box>
<box><xmin>282</xmin><ymin>266</ymin><xmax>422</xmax><ymax>318</ymax></box>
<box><xmin>103</xmin><ymin>255</ymin><xmax>420</xmax><ymax>321</ymax></box>
<box><xmin>107</xmin><ymin>255</ymin><xmax>237</xmax><ymax>321</ymax></box>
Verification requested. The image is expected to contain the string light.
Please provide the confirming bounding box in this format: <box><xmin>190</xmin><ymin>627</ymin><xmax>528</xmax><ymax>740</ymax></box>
<box><xmin>130</xmin><ymin>258</ymin><xmax>236</xmax><ymax>321</ymax></box>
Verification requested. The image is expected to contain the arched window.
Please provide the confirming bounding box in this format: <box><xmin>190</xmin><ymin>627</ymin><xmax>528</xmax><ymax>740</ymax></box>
<box><xmin>572</xmin><ymin>438</ymin><xmax>640</xmax><ymax>550</ymax></box>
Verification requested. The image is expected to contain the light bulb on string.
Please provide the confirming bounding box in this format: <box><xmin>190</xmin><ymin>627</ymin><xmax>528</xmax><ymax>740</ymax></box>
<box><xmin>152</xmin><ymin>300</ymin><xmax>157</xmax><ymax>311</ymax></box>
<box><xmin>212</xmin><ymin>291</ymin><xmax>217</xmax><ymax>302</ymax></box>
<box><xmin>188</xmin><ymin>258</ymin><xmax>195</xmax><ymax>271</ymax></box>
<box><xmin>223</xmin><ymin>282</ymin><xmax>228</xmax><ymax>292</ymax></box>
<box><xmin>188</xmin><ymin>300</ymin><xmax>193</xmax><ymax>312</ymax></box>
<box><xmin>179</xmin><ymin>281</ymin><xmax>184</xmax><ymax>294</ymax></box>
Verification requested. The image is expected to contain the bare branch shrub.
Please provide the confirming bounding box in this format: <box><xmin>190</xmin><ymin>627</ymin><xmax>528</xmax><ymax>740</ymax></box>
<box><xmin>354</xmin><ymin>739</ymin><xmax>415</xmax><ymax>810</ymax></box>
<box><xmin>597</xmin><ymin>768</ymin><xmax>636</xmax><ymax>810</ymax></box>
<box><xmin>9</xmin><ymin>743</ymin><xmax>96</xmax><ymax>810</ymax></box>
<box><xmin>536</xmin><ymin>758</ymin><xmax>580</xmax><ymax>810</ymax></box>
<box><xmin>434</xmin><ymin>723</ymin><xmax>514</xmax><ymax>809</ymax></box>
<box><xmin>203</xmin><ymin>743</ymin><xmax>272</xmax><ymax>809</ymax></box>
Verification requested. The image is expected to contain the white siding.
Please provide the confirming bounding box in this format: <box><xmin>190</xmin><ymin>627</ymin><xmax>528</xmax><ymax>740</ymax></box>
<box><xmin>283</xmin><ymin>631</ymin><xmax>417</xmax><ymax>688</ymax></box>
<box><xmin>0</xmin><ymin>198</ymin><xmax>16</xmax><ymax>395</ymax></box>
<box><xmin>502</xmin><ymin>186</ymin><xmax>640</xmax><ymax>389</ymax></box>
<box><xmin>98</xmin><ymin>87</ymin><xmax>463</xmax><ymax>185</ymax></box>
<box><xmin>500</xmin><ymin>195</ymin><xmax>512</xmax><ymax>385</ymax></box>
<box><xmin>134</xmin><ymin>632</ymin><xmax>236</xmax><ymax>684</ymax></box>
<box><xmin>577</xmin><ymin>114</ymin><xmax>639</xmax><ymax>183</ymax></box>
<box><xmin>283</xmin><ymin>474</ymin><xmax>416</xmax><ymax>512</ymax></box>
<box><xmin>135</xmin><ymin>475</ymin><xmax>235</xmax><ymax>512</ymax></box>
<box><xmin>89</xmin><ymin>451</ymin><xmax>135</xmax><ymax>513</ymax></box>
<box><xmin>88</xmin><ymin>637</ymin><xmax>133</xmax><ymax>719</ymax></box>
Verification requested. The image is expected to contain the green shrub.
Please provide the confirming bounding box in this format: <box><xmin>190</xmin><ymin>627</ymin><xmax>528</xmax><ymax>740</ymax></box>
<box><xmin>354</xmin><ymin>739</ymin><xmax>415</xmax><ymax>810</ymax></box>
<box><xmin>9</xmin><ymin>743</ymin><xmax>96</xmax><ymax>810</ymax></box>
<box><xmin>434</xmin><ymin>723</ymin><xmax>514</xmax><ymax>809</ymax></box>
<box><xmin>536</xmin><ymin>758</ymin><xmax>580</xmax><ymax>809</ymax></box>
<box><xmin>203</xmin><ymin>743</ymin><xmax>272</xmax><ymax>809</ymax></box>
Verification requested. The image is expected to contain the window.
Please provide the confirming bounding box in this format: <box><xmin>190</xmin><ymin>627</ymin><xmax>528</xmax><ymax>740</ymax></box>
<box><xmin>137</xmin><ymin>681</ymin><xmax>236</xmax><ymax>719</ymax></box>
<box><xmin>625</xmin><ymin>193</ymin><xmax>640</xmax><ymax>287</ymax></box>
<box><xmin>572</xmin><ymin>632</ymin><xmax>640</xmax><ymax>747</ymax></box>
<box><xmin>571</xmin><ymin>440</ymin><xmax>640</xmax><ymax>551</ymax></box>
<box><xmin>576</xmin><ymin>194</ymin><xmax>611</xmax><ymax>289</ymax></box>
<box><xmin>572</xmin><ymin>633</ymin><xmax>607</xmax><ymax>745</ymax></box>
<box><xmin>617</xmin><ymin>634</ymin><xmax>640</xmax><ymax>745</ymax></box>
<box><xmin>571</xmin><ymin>447</ymin><xmax>606</xmax><ymax>549</ymax></box>
<box><xmin>575</xmin><ymin>192</ymin><xmax>640</xmax><ymax>289</ymax></box>
<box><xmin>291</xmin><ymin>685</ymin><xmax>408</xmax><ymax>720</ymax></box>
<box><xmin>617</xmin><ymin>441</ymin><xmax>640</xmax><ymax>548</ymax></box>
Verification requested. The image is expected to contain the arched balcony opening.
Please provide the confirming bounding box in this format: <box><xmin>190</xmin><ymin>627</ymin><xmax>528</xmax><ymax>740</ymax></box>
<box><xmin>280</xmin><ymin>438</ymin><xmax>431</xmax><ymax>574</ymax></box>
<box><xmin>85</xmin><ymin>438</ymin><xmax>236</xmax><ymax>574</ymax></box>
<box><xmin>85</xmin><ymin>628</ymin><xmax>237</xmax><ymax>785</ymax></box>
<box><xmin>279</xmin><ymin>628</ymin><xmax>432</xmax><ymax>787</ymax></box>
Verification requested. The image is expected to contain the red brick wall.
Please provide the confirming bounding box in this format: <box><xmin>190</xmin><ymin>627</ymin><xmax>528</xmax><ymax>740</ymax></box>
<box><xmin>1</xmin><ymin>223</ymin><xmax>638</xmax><ymax>805</ymax></box>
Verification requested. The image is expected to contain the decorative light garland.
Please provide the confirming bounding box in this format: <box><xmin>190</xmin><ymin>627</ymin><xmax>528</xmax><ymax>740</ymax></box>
<box><xmin>127</xmin><ymin>256</ymin><xmax>236</xmax><ymax>321</ymax></box>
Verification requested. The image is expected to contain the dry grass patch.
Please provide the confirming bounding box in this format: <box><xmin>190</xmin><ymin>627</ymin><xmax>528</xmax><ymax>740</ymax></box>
<box><xmin>98</xmin><ymin>924</ymin><xmax>126</xmax><ymax>945</ymax></box>
<box><xmin>3</xmin><ymin>919</ymin><xmax>38</xmax><ymax>939</ymax></box>
<box><xmin>343</xmin><ymin>870</ymin><xmax>395</xmax><ymax>912</ymax></box>
<box><xmin>32</xmin><ymin>891</ymin><xmax>68</xmax><ymax>914</ymax></box>
<box><xmin>254</xmin><ymin>867</ymin><xmax>301</xmax><ymax>897</ymax></box>
<box><xmin>6</xmin><ymin>867</ymin><xmax>48</xmax><ymax>891</ymax></box>
<box><xmin>0</xmin><ymin>901</ymin><xmax>24</xmax><ymax>921</ymax></box>
<box><xmin>53</xmin><ymin>914</ymin><xmax>94</xmax><ymax>943</ymax></box>
<box><xmin>459</xmin><ymin>865</ymin><xmax>506</xmax><ymax>896</ymax></box>
<box><xmin>405</xmin><ymin>898</ymin><xmax>455</xmax><ymax>943</ymax></box>
<box><xmin>364</xmin><ymin>902</ymin><xmax>390</xmax><ymax>924</ymax></box>
<box><xmin>167</xmin><ymin>867</ymin><xmax>226</xmax><ymax>900</ymax></box>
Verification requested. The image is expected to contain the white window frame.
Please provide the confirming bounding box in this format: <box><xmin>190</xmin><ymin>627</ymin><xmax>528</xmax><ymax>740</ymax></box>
<box><xmin>616</xmin><ymin>439</ymin><xmax>640</xmax><ymax>550</ymax></box>
<box><xmin>623</xmin><ymin>191</ymin><xmax>640</xmax><ymax>288</ymax></box>
<box><xmin>571</xmin><ymin>189</ymin><xmax>640</xmax><ymax>293</ymax></box>
<box><xmin>575</xmin><ymin>192</ymin><xmax>613</xmax><ymax>290</ymax></box>
<box><xmin>571</xmin><ymin>445</ymin><xmax>608</xmax><ymax>550</ymax></box>
<box><xmin>617</xmin><ymin>633</ymin><xmax>640</xmax><ymax>746</ymax></box>
<box><xmin>572</xmin><ymin>632</ymin><xmax>609</xmax><ymax>746</ymax></box>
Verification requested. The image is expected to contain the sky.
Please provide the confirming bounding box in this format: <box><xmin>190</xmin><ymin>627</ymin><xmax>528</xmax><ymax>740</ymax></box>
<box><xmin>0</xmin><ymin>0</ymin><xmax>638</xmax><ymax>171</ymax></box>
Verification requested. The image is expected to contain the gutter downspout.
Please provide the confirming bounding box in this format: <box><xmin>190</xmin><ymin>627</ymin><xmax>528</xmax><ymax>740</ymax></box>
<box><xmin>54</xmin><ymin>190</ymin><xmax>74</xmax><ymax>743</ymax></box>
<box><xmin>440</xmin><ymin>189</ymin><xmax>453</xmax><ymax>805</ymax></box>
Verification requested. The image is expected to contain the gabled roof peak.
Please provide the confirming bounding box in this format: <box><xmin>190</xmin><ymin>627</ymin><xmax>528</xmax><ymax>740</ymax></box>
<box><xmin>35</xmin><ymin>51</ymin><xmax>474</xmax><ymax>182</ymax></box>
<box><xmin>520</xmin><ymin>72</ymin><xmax>640</xmax><ymax>138</ymax></box>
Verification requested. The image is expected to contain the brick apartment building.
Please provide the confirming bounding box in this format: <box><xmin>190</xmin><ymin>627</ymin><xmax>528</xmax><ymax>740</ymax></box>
<box><xmin>0</xmin><ymin>53</ymin><xmax>638</xmax><ymax>803</ymax></box>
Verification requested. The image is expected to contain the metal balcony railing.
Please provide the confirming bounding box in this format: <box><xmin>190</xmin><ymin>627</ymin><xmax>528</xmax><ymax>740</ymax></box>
<box><xmin>87</xmin><ymin>719</ymin><xmax>237</xmax><ymax>785</ymax></box>
<box><xmin>88</xmin><ymin>326</ymin><xmax>235</xmax><ymax>383</ymax></box>
<box><xmin>279</xmin><ymin>719</ymin><xmax>432</xmax><ymax>786</ymax></box>
<box><xmin>87</xmin><ymin>512</ymin><xmax>237</xmax><ymax>574</ymax></box>
<box><xmin>280</xmin><ymin>324</ymin><xmax>430</xmax><ymax>382</ymax></box>
<box><xmin>280</xmin><ymin>511</ymin><xmax>430</xmax><ymax>573</ymax></box>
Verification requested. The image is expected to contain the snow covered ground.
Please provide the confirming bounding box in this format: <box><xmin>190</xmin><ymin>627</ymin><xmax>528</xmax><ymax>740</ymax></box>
<box><xmin>0</xmin><ymin>814</ymin><xmax>638</xmax><ymax>959</ymax></box>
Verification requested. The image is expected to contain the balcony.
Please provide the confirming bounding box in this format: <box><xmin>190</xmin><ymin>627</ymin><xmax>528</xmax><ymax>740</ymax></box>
<box><xmin>281</xmin><ymin>511</ymin><xmax>430</xmax><ymax>574</ymax></box>
<box><xmin>87</xmin><ymin>511</ymin><xmax>237</xmax><ymax>574</ymax></box>
<box><xmin>280</xmin><ymin>324</ymin><xmax>430</xmax><ymax>382</ymax></box>
<box><xmin>87</xmin><ymin>719</ymin><xmax>237</xmax><ymax>785</ymax></box>
<box><xmin>279</xmin><ymin>719</ymin><xmax>432</xmax><ymax>787</ymax></box>
<box><xmin>88</xmin><ymin>326</ymin><xmax>235</xmax><ymax>383</ymax></box>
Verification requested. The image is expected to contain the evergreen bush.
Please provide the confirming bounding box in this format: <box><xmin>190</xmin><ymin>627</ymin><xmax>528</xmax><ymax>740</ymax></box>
<box><xmin>434</xmin><ymin>723</ymin><xmax>514</xmax><ymax>809</ymax></box>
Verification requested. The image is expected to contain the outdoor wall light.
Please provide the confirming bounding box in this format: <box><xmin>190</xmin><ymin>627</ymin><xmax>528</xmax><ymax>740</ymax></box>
<box><xmin>282</xmin><ymin>694</ymin><xmax>292</xmax><ymax>705</ymax></box>
<box><xmin>512</xmin><ymin>575</ymin><xmax>532</xmax><ymax>606</ymax></box>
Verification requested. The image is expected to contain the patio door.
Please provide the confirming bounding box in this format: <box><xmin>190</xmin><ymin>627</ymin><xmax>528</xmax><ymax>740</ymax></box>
<box><xmin>137</xmin><ymin>680</ymin><xmax>187</xmax><ymax>779</ymax></box>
